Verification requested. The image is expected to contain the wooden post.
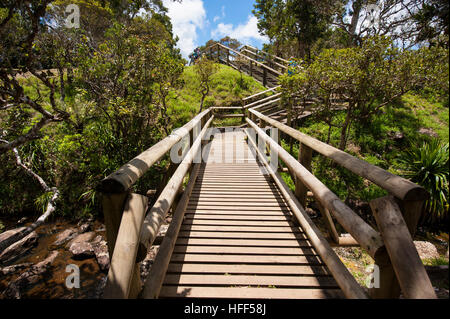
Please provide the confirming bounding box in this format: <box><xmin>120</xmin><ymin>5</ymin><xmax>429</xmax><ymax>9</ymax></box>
<box><xmin>102</xmin><ymin>192</ymin><xmax>129</xmax><ymax>258</ymax></box>
<box><xmin>263</xmin><ymin>67</ymin><xmax>267</xmax><ymax>87</ymax></box>
<box><xmin>103</xmin><ymin>193</ymin><xmax>148</xmax><ymax>299</ymax></box>
<box><xmin>217</xmin><ymin>46</ymin><xmax>220</xmax><ymax>63</ymax></box>
<box><xmin>397</xmin><ymin>199</ymin><xmax>425</xmax><ymax>237</ymax></box>
<box><xmin>316</xmin><ymin>201</ymin><xmax>340</xmax><ymax>244</ymax></box>
<box><xmin>295</xmin><ymin>143</ymin><xmax>312</xmax><ymax>208</ymax></box>
<box><xmin>370</xmin><ymin>196</ymin><xmax>436</xmax><ymax>299</ymax></box>
<box><xmin>250</xmin><ymin>61</ymin><xmax>253</xmax><ymax>77</ymax></box>
<box><xmin>369</xmin><ymin>199</ymin><xmax>425</xmax><ymax>299</ymax></box>
<box><xmin>226</xmin><ymin>50</ymin><xmax>230</xmax><ymax>66</ymax></box>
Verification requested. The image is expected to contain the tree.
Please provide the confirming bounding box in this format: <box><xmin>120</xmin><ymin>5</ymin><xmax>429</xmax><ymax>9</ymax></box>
<box><xmin>194</xmin><ymin>57</ymin><xmax>219</xmax><ymax>113</ymax></box>
<box><xmin>253</xmin><ymin>0</ymin><xmax>337</xmax><ymax>60</ymax></box>
<box><xmin>280</xmin><ymin>36</ymin><xmax>444</xmax><ymax>150</ymax></box>
<box><xmin>413</xmin><ymin>0</ymin><xmax>449</xmax><ymax>47</ymax></box>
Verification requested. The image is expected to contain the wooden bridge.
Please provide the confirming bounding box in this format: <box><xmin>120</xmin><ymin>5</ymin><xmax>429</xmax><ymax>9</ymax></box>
<box><xmin>97</xmin><ymin>45</ymin><xmax>437</xmax><ymax>299</ymax></box>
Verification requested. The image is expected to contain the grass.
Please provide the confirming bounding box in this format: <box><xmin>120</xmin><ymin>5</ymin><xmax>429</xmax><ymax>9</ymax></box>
<box><xmin>423</xmin><ymin>256</ymin><xmax>449</xmax><ymax>266</ymax></box>
<box><xmin>278</xmin><ymin>91</ymin><xmax>449</xmax><ymax>206</ymax></box>
<box><xmin>168</xmin><ymin>63</ymin><xmax>266</xmax><ymax>126</ymax></box>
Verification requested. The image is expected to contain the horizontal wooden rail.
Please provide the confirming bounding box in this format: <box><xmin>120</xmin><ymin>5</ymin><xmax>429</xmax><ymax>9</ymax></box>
<box><xmin>246</xmin><ymin>118</ymin><xmax>384</xmax><ymax>258</ymax></box>
<box><xmin>241</xmin><ymin>45</ymin><xmax>290</xmax><ymax>64</ymax></box>
<box><xmin>98</xmin><ymin>108</ymin><xmax>212</xmax><ymax>193</ymax></box>
<box><xmin>207</xmin><ymin>43</ymin><xmax>283</xmax><ymax>76</ymax></box>
<box><xmin>246</xmin><ymin>131</ymin><xmax>368</xmax><ymax>299</ymax></box>
<box><xmin>240</xmin><ymin>48</ymin><xmax>288</xmax><ymax>70</ymax></box>
<box><xmin>141</xmin><ymin>164</ymin><xmax>201</xmax><ymax>298</ymax></box>
<box><xmin>248</xmin><ymin>109</ymin><xmax>428</xmax><ymax>201</ymax></box>
<box><xmin>138</xmin><ymin>116</ymin><xmax>214</xmax><ymax>259</ymax></box>
<box><xmin>212</xmin><ymin>106</ymin><xmax>243</xmax><ymax>110</ymax></box>
<box><xmin>244</xmin><ymin>93</ymin><xmax>282</xmax><ymax>109</ymax></box>
<box><xmin>243</xmin><ymin>86</ymin><xmax>281</xmax><ymax>102</ymax></box>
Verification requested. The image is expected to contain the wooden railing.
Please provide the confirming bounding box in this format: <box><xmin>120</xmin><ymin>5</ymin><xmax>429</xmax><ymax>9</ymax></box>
<box><xmin>205</xmin><ymin>43</ymin><xmax>282</xmax><ymax>88</ymax></box>
<box><xmin>98</xmin><ymin>108</ymin><xmax>214</xmax><ymax>298</ymax></box>
<box><xmin>247</xmin><ymin>107</ymin><xmax>436</xmax><ymax>299</ymax></box>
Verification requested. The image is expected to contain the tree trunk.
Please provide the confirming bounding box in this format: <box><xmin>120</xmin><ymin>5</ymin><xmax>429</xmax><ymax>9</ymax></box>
<box><xmin>0</xmin><ymin>146</ymin><xmax>60</xmax><ymax>253</ymax></box>
<box><xmin>339</xmin><ymin>106</ymin><xmax>353</xmax><ymax>150</ymax></box>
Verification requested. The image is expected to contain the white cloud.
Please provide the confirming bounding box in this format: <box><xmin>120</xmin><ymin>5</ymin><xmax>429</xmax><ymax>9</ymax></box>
<box><xmin>213</xmin><ymin>6</ymin><xmax>225</xmax><ymax>23</ymax></box>
<box><xmin>163</xmin><ymin>0</ymin><xmax>206</xmax><ymax>59</ymax></box>
<box><xmin>211</xmin><ymin>15</ymin><xmax>268</xmax><ymax>44</ymax></box>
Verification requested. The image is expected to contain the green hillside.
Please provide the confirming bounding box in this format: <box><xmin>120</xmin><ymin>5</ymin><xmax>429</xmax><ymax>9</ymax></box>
<box><xmin>168</xmin><ymin>64</ymin><xmax>266</xmax><ymax>126</ymax></box>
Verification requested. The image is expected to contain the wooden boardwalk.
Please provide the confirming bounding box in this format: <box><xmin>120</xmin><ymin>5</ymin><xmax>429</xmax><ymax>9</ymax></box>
<box><xmin>159</xmin><ymin>130</ymin><xmax>344</xmax><ymax>299</ymax></box>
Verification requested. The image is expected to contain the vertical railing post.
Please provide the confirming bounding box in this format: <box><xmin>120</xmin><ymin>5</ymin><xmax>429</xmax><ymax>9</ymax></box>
<box><xmin>263</xmin><ymin>67</ymin><xmax>267</xmax><ymax>87</ymax></box>
<box><xmin>250</xmin><ymin>60</ymin><xmax>253</xmax><ymax>77</ymax></box>
<box><xmin>295</xmin><ymin>143</ymin><xmax>312</xmax><ymax>208</ymax></box>
<box><xmin>217</xmin><ymin>45</ymin><xmax>221</xmax><ymax>63</ymax></box>
<box><xmin>102</xmin><ymin>192</ymin><xmax>130</xmax><ymax>258</ymax></box>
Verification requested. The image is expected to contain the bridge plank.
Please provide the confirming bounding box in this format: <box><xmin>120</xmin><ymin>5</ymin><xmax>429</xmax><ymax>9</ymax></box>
<box><xmin>163</xmin><ymin>274</ymin><xmax>337</xmax><ymax>287</ymax></box>
<box><xmin>159</xmin><ymin>286</ymin><xmax>344</xmax><ymax>299</ymax></box>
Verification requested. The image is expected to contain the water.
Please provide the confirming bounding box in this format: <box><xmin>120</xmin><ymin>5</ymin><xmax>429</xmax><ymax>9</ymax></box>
<box><xmin>0</xmin><ymin>219</ymin><xmax>107</xmax><ymax>299</ymax></box>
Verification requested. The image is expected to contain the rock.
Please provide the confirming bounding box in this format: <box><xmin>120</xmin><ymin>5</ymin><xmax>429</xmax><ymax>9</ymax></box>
<box><xmin>3</xmin><ymin>251</ymin><xmax>59</xmax><ymax>299</ymax></box>
<box><xmin>16</xmin><ymin>217</ymin><xmax>28</xmax><ymax>226</ymax></box>
<box><xmin>418</xmin><ymin>127</ymin><xmax>438</xmax><ymax>137</ymax></box>
<box><xmin>65</xmin><ymin>231</ymin><xmax>96</xmax><ymax>249</ymax></box>
<box><xmin>0</xmin><ymin>226</ymin><xmax>27</xmax><ymax>242</ymax></box>
<box><xmin>0</xmin><ymin>231</ymin><xmax>38</xmax><ymax>264</ymax></box>
<box><xmin>140</xmin><ymin>246</ymin><xmax>159</xmax><ymax>281</ymax></box>
<box><xmin>69</xmin><ymin>241</ymin><xmax>94</xmax><ymax>260</ymax></box>
<box><xmin>50</xmin><ymin>228</ymin><xmax>78</xmax><ymax>249</ymax></box>
<box><xmin>79</xmin><ymin>222</ymin><xmax>91</xmax><ymax>233</ymax></box>
<box><xmin>305</xmin><ymin>207</ymin><xmax>319</xmax><ymax>219</ymax></box>
<box><xmin>92</xmin><ymin>239</ymin><xmax>109</xmax><ymax>272</ymax></box>
<box><xmin>158</xmin><ymin>224</ymin><xmax>169</xmax><ymax>237</ymax></box>
<box><xmin>414</xmin><ymin>241</ymin><xmax>440</xmax><ymax>260</ymax></box>
<box><xmin>393</xmin><ymin>131</ymin><xmax>404</xmax><ymax>141</ymax></box>
<box><xmin>0</xmin><ymin>262</ymin><xmax>33</xmax><ymax>276</ymax></box>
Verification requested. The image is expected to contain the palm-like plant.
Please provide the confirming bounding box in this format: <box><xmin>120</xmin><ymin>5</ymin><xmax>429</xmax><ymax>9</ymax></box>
<box><xmin>398</xmin><ymin>139</ymin><xmax>449</xmax><ymax>226</ymax></box>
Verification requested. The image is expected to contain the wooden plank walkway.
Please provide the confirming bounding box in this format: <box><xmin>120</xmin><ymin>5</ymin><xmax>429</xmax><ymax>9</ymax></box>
<box><xmin>159</xmin><ymin>130</ymin><xmax>344</xmax><ymax>299</ymax></box>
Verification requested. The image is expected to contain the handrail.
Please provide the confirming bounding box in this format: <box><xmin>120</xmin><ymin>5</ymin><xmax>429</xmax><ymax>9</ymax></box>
<box><xmin>206</xmin><ymin>43</ymin><xmax>283</xmax><ymax>76</ymax></box>
<box><xmin>243</xmin><ymin>86</ymin><xmax>280</xmax><ymax>102</ymax></box>
<box><xmin>98</xmin><ymin>108</ymin><xmax>212</xmax><ymax>193</ymax></box>
<box><xmin>246</xmin><ymin>117</ymin><xmax>384</xmax><ymax>258</ymax></box>
<box><xmin>240</xmin><ymin>48</ymin><xmax>288</xmax><ymax>71</ymax></box>
<box><xmin>244</xmin><ymin>93</ymin><xmax>282</xmax><ymax>109</ymax></box>
<box><xmin>241</xmin><ymin>44</ymin><xmax>290</xmax><ymax>64</ymax></box>
<box><xmin>100</xmin><ymin>108</ymin><xmax>214</xmax><ymax>299</ymax></box>
<box><xmin>138</xmin><ymin>115</ymin><xmax>214</xmax><ymax>258</ymax></box>
<box><xmin>246</xmin><ymin>130</ymin><xmax>369</xmax><ymax>299</ymax></box>
<box><xmin>248</xmin><ymin>108</ymin><xmax>428</xmax><ymax>201</ymax></box>
<box><xmin>141</xmin><ymin>163</ymin><xmax>201</xmax><ymax>298</ymax></box>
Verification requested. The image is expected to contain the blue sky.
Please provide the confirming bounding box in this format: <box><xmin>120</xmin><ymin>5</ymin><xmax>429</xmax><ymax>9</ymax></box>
<box><xmin>162</xmin><ymin>0</ymin><xmax>269</xmax><ymax>59</ymax></box>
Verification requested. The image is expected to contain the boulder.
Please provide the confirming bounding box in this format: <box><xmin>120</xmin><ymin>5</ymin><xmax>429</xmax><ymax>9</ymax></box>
<box><xmin>92</xmin><ymin>239</ymin><xmax>109</xmax><ymax>272</ymax></box>
<box><xmin>418</xmin><ymin>127</ymin><xmax>438</xmax><ymax>138</ymax></box>
<box><xmin>79</xmin><ymin>222</ymin><xmax>91</xmax><ymax>233</ymax></box>
<box><xmin>69</xmin><ymin>241</ymin><xmax>94</xmax><ymax>260</ymax></box>
<box><xmin>65</xmin><ymin>231</ymin><xmax>96</xmax><ymax>249</ymax></box>
<box><xmin>0</xmin><ymin>262</ymin><xmax>33</xmax><ymax>276</ymax></box>
<box><xmin>414</xmin><ymin>241</ymin><xmax>440</xmax><ymax>260</ymax></box>
<box><xmin>0</xmin><ymin>231</ymin><xmax>38</xmax><ymax>264</ymax></box>
<box><xmin>3</xmin><ymin>251</ymin><xmax>59</xmax><ymax>299</ymax></box>
<box><xmin>0</xmin><ymin>226</ymin><xmax>27</xmax><ymax>242</ymax></box>
<box><xmin>50</xmin><ymin>228</ymin><xmax>78</xmax><ymax>249</ymax></box>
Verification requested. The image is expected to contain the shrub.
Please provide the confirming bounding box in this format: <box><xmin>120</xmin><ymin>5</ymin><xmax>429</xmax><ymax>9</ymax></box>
<box><xmin>397</xmin><ymin>139</ymin><xmax>449</xmax><ymax>227</ymax></box>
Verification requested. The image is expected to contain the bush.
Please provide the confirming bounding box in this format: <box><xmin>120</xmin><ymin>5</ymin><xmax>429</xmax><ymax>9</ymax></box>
<box><xmin>397</xmin><ymin>139</ymin><xmax>449</xmax><ymax>227</ymax></box>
